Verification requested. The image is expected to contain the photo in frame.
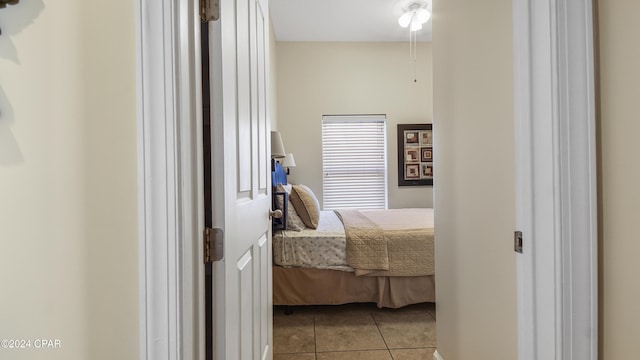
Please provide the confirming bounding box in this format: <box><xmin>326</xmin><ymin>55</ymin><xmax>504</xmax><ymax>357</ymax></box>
<box><xmin>405</xmin><ymin>164</ymin><xmax>420</xmax><ymax>179</ymax></box>
<box><xmin>420</xmin><ymin>163</ymin><xmax>433</xmax><ymax>178</ymax></box>
<box><xmin>398</xmin><ymin>124</ymin><xmax>433</xmax><ymax>186</ymax></box>
<box><xmin>405</xmin><ymin>147</ymin><xmax>420</xmax><ymax>163</ymax></box>
<box><xmin>420</xmin><ymin>147</ymin><xmax>433</xmax><ymax>162</ymax></box>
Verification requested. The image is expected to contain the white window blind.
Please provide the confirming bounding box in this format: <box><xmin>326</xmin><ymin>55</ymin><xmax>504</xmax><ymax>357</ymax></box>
<box><xmin>322</xmin><ymin>115</ymin><xmax>388</xmax><ymax>210</ymax></box>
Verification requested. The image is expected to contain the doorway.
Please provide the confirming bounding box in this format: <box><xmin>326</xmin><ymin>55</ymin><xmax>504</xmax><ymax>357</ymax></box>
<box><xmin>136</xmin><ymin>0</ymin><xmax>598</xmax><ymax>359</ymax></box>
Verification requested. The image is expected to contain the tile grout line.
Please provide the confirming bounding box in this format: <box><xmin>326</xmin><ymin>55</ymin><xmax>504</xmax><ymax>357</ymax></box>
<box><xmin>370</xmin><ymin>311</ymin><xmax>394</xmax><ymax>358</ymax></box>
<box><xmin>313</xmin><ymin>315</ymin><xmax>317</xmax><ymax>359</ymax></box>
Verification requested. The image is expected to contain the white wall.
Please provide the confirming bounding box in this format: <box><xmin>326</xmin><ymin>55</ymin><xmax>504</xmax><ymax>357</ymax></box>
<box><xmin>598</xmin><ymin>1</ymin><xmax>640</xmax><ymax>358</ymax></box>
<box><xmin>0</xmin><ymin>1</ymin><xmax>138</xmax><ymax>359</ymax></box>
<box><xmin>432</xmin><ymin>0</ymin><xmax>517</xmax><ymax>359</ymax></box>
<box><xmin>276</xmin><ymin>42</ymin><xmax>432</xmax><ymax>209</ymax></box>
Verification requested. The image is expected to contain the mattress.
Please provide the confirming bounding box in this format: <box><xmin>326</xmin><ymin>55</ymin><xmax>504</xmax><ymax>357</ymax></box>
<box><xmin>273</xmin><ymin>210</ymin><xmax>353</xmax><ymax>271</ymax></box>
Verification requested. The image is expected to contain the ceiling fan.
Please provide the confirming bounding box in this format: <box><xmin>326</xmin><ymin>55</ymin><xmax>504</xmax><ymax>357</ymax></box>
<box><xmin>397</xmin><ymin>0</ymin><xmax>432</xmax><ymax>32</ymax></box>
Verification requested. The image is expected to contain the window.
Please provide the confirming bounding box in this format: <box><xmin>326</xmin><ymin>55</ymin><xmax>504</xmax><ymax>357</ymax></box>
<box><xmin>322</xmin><ymin>115</ymin><xmax>388</xmax><ymax>209</ymax></box>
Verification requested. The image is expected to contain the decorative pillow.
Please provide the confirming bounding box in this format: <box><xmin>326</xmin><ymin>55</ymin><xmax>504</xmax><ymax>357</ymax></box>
<box><xmin>289</xmin><ymin>185</ymin><xmax>321</xmax><ymax>229</ymax></box>
<box><xmin>275</xmin><ymin>184</ymin><xmax>305</xmax><ymax>231</ymax></box>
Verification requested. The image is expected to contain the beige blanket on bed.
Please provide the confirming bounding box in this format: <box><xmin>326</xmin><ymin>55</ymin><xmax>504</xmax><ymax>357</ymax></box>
<box><xmin>334</xmin><ymin>208</ymin><xmax>434</xmax><ymax>277</ymax></box>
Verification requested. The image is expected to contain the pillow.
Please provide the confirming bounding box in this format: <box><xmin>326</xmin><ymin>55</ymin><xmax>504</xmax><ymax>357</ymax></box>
<box><xmin>289</xmin><ymin>184</ymin><xmax>321</xmax><ymax>229</ymax></box>
<box><xmin>274</xmin><ymin>183</ymin><xmax>305</xmax><ymax>231</ymax></box>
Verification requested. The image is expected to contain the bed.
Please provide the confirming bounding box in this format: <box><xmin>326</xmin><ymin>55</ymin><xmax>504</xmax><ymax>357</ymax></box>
<box><xmin>271</xmin><ymin>163</ymin><xmax>435</xmax><ymax>309</ymax></box>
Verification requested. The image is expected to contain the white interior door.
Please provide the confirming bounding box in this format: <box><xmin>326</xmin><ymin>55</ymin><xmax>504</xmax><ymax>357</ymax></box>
<box><xmin>208</xmin><ymin>0</ymin><xmax>272</xmax><ymax>359</ymax></box>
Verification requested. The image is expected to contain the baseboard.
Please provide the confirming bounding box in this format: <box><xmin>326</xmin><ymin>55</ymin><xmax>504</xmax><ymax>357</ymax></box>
<box><xmin>434</xmin><ymin>349</ymin><xmax>444</xmax><ymax>360</ymax></box>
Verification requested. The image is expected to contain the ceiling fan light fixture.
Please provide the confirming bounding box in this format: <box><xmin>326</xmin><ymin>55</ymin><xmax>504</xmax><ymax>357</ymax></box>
<box><xmin>398</xmin><ymin>11</ymin><xmax>413</xmax><ymax>28</ymax></box>
<box><xmin>415</xmin><ymin>8</ymin><xmax>431</xmax><ymax>24</ymax></box>
<box><xmin>398</xmin><ymin>0</ymin><xmax>431</xmax><ymax>32</ymax></box>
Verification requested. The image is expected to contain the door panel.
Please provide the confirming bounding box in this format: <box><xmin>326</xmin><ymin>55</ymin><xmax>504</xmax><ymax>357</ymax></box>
<box><xmin>208</xmin><ymin>0</ymin><xmax>272</xmax><ymax>359</ymax></box>
<box><xmin>257</xmin><ymin>5</ymin><xmax>268</xmax><ymax>192</ymax></box>
<box><xmin>237</xmin><ymin>0</ymin><xmax>252</xmax><ymax>194</ymax></box>
<box><xmin>257</xmin><ymin>235</ymin><xmax>269</xmax><ymax>359</ymax></box>
<box><xmin>256</xmin><ymin>6</ymin><xmax>271</xmax><ymax>192</ymax></box>
<box><xmin>238</xmin><ymin>248</ymin><xmax>253</xmax><ymax>360</ymax></box>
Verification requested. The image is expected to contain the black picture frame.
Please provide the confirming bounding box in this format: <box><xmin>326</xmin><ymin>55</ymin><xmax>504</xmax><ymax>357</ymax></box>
<box><xmin>397</xmin><ymin>124</ymin><xmax>433</xmax><ymax>186</ymax></box>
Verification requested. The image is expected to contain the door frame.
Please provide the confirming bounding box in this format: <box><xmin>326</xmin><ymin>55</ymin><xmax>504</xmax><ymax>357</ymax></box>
<box><xmin>513</xmin><ymin>0</ymin><xmax>597</xmax><ymax>359</ymax></box>
<box><xmin>136</xmin><ymin>0</ymin><xmax>204</xmax><ymax>359</ymax></box>
<box><xmin>136</xmin><ymin>1</ymin><xmax>598</xmax><ymax>360</ymax></box>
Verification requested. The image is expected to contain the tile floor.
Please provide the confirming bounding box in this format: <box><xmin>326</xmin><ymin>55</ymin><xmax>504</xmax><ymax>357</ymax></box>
<box><xmin>273</xmin><ymin>302</ymin><xmax>436</xmax><ymax>360</ymax></box>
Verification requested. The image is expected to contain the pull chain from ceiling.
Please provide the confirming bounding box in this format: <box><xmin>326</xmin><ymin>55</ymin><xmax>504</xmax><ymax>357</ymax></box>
<box><xmin>409</xmin><ymin>29</ymin><xmax>418</xmax><ymax>83</ymax></box>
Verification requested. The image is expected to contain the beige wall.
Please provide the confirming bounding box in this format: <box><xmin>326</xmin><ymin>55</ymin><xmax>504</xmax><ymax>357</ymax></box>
<box><xmin>276</xmin><ymin>42</ymin><xmax>432</xmax><ymax>209</ymax></box>
<box><xmin>0</xmin><ymin>1</ymin><xmax>138</xmax><ymax>359</ymax></box>
<box><xmin>598</xmin><ymin>1</ymin><xmax>640</xmax><ymax>358</ymax></box>
<box><xmin>432</xmin><ymin>0</ymin><xmax>517</xmax><ymax>359</ymax></box>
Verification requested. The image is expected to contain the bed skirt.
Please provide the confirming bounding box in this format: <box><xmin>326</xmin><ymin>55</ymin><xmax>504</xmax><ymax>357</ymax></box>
<box><xmin>273</xmin><ymin>266</ymin><xmax>435</xmax><ymax>309</ymax></box>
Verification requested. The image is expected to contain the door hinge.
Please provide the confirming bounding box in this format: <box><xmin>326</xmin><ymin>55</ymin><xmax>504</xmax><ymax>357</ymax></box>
<box><xmin>514</xmin><ymin>230</ymin><xmax>523</xmax><ymax>254</ymax></box>
<box><xmin>204</xmin><ymin>227</ymin><xmax>224</xmax><ymax>263</ymax></box>
<box><xmin>200</xmin><ymin>0</ymin><xmax>220</xmax><ymax>22</ymax></box>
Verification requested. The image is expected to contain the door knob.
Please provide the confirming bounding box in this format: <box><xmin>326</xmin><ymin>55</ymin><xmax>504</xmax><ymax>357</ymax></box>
<box><xmin>269</xmin><ymin>209</ymin><xmax>283</xmax><ymax>219</ymax></box>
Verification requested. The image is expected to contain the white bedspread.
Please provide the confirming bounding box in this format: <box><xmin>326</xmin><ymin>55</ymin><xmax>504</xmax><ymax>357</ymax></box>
<box><xmin>273</xmin><ymin>211</ymin><xmax>353</xmax><ymax>271</ymax></box>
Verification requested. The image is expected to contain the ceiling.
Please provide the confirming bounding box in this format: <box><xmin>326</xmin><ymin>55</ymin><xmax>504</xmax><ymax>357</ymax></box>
<box><xmin>270</xmin><ymin>0</ymin><xmax>432</xmax><ymax>43</ymax></box>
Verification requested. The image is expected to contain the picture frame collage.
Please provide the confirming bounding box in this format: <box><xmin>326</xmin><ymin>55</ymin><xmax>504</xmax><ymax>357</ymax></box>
<box><xmin>397</xmin><ymin>124</ymin><xmax>433</xmax><ymax>186</ymax></box>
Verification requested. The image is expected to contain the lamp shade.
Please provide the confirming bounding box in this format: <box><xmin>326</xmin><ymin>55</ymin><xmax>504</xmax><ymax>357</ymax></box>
<box><xmin>271</xmin><ymin>131</ymin><xmax>286</xmax><ymax>158</ymax></box>
<box><xmin>281</xmin><ymin>153</ymin><xmax>296</xmax><ymax>168</ymax></box>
